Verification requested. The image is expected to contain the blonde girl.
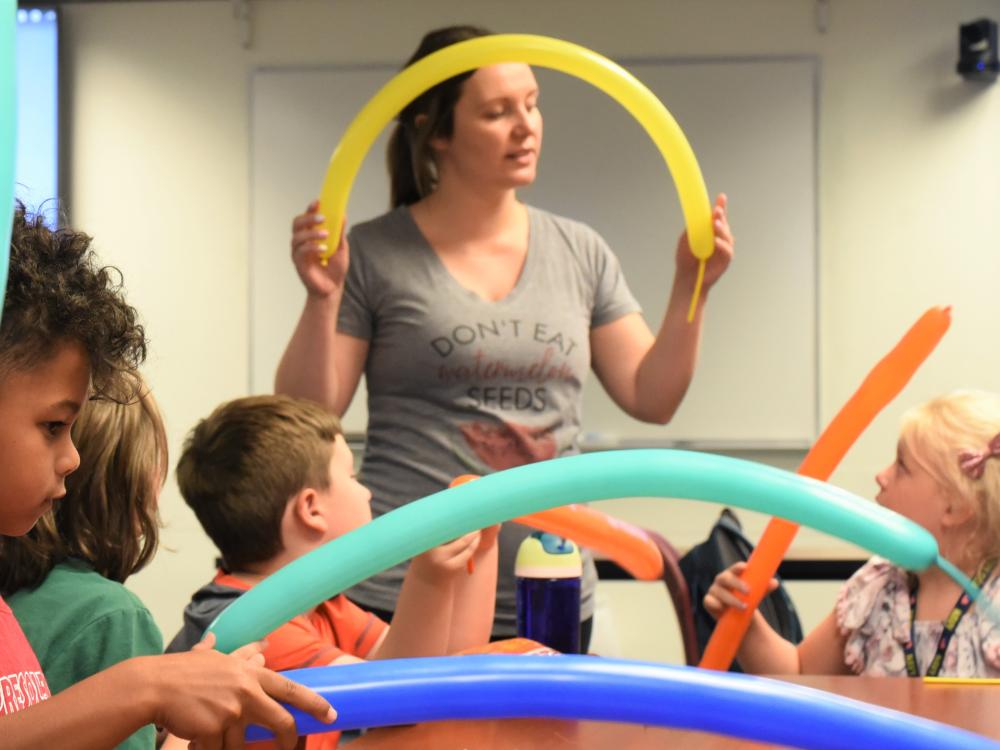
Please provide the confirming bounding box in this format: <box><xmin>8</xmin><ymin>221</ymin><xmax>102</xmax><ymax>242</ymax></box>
<box><xmin>706</xmin><ymin>390</ymin><xmax>1000</xmax><ymax>677</ymax></box>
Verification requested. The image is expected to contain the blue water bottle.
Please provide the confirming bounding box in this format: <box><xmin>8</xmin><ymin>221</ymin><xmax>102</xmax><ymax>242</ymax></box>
<box><xmin>515</xmin><ymin>531</ymin><xmax>582</xmax><ymax>654</ymax></box>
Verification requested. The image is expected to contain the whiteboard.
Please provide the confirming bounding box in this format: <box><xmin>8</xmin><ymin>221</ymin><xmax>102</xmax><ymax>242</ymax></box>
<box><xmin>249</xmin><ymin>57</ymin><xmax>818</xmax><ymax>446</ymax></box>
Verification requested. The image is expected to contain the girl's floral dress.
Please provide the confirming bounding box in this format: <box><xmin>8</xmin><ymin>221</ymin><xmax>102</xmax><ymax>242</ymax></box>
<box><xmin>836</xmin><ymin>556</ymin><xmax>1000</xmax><ymax>677</ymax></box>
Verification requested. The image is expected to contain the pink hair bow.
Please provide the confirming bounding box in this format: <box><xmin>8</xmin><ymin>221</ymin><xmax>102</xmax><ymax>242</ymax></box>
<box><xmin>959</xmin><ymin>432</ymin><xmax>1000</xmax><ymax>479</ymax></box>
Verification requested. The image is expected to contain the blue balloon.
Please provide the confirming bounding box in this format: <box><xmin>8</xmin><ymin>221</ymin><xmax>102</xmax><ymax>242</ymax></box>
<box><xmin>210</xmin><ymin>449</ymin><xmax>939</xmax><ymax>652</ymax></box>
<box><xmin>245</xmin><ymin>656</ymin><xmax>999</xmax><ymax>750</ymax></box>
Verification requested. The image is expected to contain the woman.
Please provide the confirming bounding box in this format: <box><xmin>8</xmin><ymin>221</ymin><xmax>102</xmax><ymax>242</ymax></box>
<box><xmin>276</xmin><ymin>25</ymin><xmax>734</xmax><ymax>646</ymax></box>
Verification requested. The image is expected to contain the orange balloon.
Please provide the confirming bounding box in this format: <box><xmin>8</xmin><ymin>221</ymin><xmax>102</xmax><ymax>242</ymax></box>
<box><xmin>698</xmin><ymin>306</ymin><xmax>951</xmax><ymax>670</ymax></box>
<box><xmin>449</xmin><ymin>475</ymin><xmax>664</xmax><ymax>580</ymax></box>
<box><xmin>516</xmin><ymin>504</ymin><xmax>664</xmax><ymax>580</ymax></box>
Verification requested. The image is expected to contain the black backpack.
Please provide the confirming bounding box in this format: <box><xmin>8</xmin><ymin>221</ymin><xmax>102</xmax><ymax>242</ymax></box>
<box><xmin>679</xmin><ymin>508</ymin><xmax>804</xmax><ymax>671</ymax></box>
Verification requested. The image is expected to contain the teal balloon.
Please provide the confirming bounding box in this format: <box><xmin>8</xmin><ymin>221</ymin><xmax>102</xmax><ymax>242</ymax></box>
<box><xmin>208</xmin><ymin>449</ymin><xmax>938</xmax><ymax>653</ymax></box>
<box><xmin>0</xmin><ymin>5</ymin><xmax>14</xmax><ymax>322</ymax></box>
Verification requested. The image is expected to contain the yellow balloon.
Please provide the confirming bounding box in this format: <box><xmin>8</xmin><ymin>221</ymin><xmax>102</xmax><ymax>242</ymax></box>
<box><xmin>318</xmin><ymin>34</ymin><xmax>713</xmax><ymax>318</ymax></box>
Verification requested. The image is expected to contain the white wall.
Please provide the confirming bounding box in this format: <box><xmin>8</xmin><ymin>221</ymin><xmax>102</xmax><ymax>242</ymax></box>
<box><xmin>55</xmin><ymin>0</ymin><xmax>1000</xmax><ymax>655</ymax></box>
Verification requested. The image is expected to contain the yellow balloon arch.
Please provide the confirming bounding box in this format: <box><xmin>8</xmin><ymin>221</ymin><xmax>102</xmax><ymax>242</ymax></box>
<box><xmin>317</xmin><ymin>34</ymin><xmax>713</xmax><ymax>319</ymax></box>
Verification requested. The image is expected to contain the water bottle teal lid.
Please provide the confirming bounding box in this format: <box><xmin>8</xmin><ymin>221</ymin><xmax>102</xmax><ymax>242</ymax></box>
<box><xmin>515</xmin><ymin>531</ymin><xmax>582</xmax><ymax>578</ymax></box>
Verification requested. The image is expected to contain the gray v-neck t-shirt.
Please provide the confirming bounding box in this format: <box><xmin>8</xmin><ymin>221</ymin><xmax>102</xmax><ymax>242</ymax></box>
<box><xmin>339</xmin><ymin>204</ymin><xmax>640</xmax><ymax>636</ymax></box>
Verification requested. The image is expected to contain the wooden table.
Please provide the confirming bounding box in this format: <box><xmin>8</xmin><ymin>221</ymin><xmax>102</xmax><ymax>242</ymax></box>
<box><xmin>347</xmin><ymin>675</ymin><xmax>1000</xmax><ymax>749</ymax></box>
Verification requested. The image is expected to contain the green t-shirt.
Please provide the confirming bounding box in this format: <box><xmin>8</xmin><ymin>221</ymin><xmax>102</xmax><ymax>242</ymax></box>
<box><xmin>8</xmin><ymin>558</ymin><xmax>163</xmax><ymax>750</ymax></box>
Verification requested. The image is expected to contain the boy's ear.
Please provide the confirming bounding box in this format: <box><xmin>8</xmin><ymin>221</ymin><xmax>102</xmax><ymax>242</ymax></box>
<box><xmin>289</xmin><ymin>488</ymin><xmax>329</xmax><ymax>534</ymax></box>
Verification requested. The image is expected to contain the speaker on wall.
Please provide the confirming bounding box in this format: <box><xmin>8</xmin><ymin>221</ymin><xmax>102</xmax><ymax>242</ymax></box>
<box><xmin>957</xmin><ymin>18</ymin><xmax>999</xmax><ymax>82</ymax></box>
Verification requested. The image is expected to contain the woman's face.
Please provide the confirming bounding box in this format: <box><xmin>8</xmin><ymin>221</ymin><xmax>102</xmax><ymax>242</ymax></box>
<box><xmin>432</xmin><ymin>63</ymin><xmax>542</xmax><ymax>191</ymax></box>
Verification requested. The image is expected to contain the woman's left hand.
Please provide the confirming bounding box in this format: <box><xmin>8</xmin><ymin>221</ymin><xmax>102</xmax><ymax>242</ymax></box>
<box><xmin>674</xmin><ymin>193</ymin><xmax>734</xmax><ymax>292</ymax></box>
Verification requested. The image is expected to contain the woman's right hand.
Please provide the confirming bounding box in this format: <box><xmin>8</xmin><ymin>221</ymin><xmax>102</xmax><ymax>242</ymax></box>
<box><xmin>290</xmin><ymin>200</ymin><xmax>349</xmax><ymax>299</ymax></box>
<box><xmin>703</xmin><ymin>561</ymin><xmax>778</xmax><ymax>621</ymax></box>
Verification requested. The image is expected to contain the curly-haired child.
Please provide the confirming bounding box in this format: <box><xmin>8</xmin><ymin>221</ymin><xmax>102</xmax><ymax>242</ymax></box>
<box><xmin>0</xmin><ymin>207</ymin><xmax>334</xmax><ymax>748</ymax></box>
<box><xmin>1</xmin><ymin>375</ymin><xmax>166</xmax><ymax>749</ymax></box>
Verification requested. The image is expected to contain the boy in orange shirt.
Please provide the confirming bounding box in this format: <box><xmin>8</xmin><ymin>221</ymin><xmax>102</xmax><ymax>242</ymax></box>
<box><xmin>169</xmin><ymin>394</ymin><xmax>499</xmax><ymax>748</ymax></box>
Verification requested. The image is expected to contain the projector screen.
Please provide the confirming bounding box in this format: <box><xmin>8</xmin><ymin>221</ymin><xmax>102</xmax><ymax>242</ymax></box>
<box><xmin>15</xmin><ymin>6</ymin><xmax>59</xmax><ymax>225</ymax></box>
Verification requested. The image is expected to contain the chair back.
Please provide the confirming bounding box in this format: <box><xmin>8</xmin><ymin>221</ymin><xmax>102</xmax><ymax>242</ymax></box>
<box><xmin>643</xmin><ymin>528</ymin><xmax>700</xmax><ymax>666</ymax></box>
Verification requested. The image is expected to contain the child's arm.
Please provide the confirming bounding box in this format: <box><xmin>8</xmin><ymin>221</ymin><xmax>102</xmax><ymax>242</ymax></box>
<box><xmin>446</xmin><ymin>524</ymin><xmax>500</xmax><ymax>653</ymax></box>
<box><xmin>0</xmin><ymin>636</ymin><xmax>335</xmax><ymax>749</ymax></box>
<box><xmin>797</xmin><ymin>610</ymin><xmax>853</xmax><ymax>674</ymax></box>
<box><xmin>705</xmin><ymin>561</ymin><xmax>849</xmax><ymax>674</ymax></box>
<box><xmin>371</xmin><ymin>531</ymin><xmax>484</xmax><ymax>659</ymax></box>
